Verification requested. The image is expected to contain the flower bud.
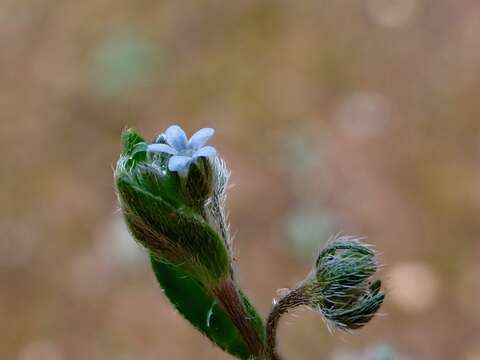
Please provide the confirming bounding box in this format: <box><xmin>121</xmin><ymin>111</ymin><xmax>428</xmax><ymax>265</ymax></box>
<box><xmin>184</xmin><ymin>157</ymin><xmax>214</xmax><ymax>211</ymax></box>
<box><xmin>304</xmin><ymin>236</ymin><xmax>385</xmax><ymax>330</ymax></box>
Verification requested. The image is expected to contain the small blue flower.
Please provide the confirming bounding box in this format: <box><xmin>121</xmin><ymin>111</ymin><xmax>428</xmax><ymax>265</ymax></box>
<box><xmin>147</xmin><ymin>125</ymin><xmax>217</xmax><ymax>173</ymax></box>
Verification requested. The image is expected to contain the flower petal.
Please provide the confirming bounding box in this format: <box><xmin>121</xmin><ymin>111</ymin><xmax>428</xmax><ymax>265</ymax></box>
<box><xmin>168</xmin><ymin>155</ymin><xmax>193</xmax><ymax>172</ymax></box>
<box><xmin>147</xmin><ymin>143</ymin><xmax>178</xmax><ymax>155</ymax></box>
<box><xmin>188</xmin><ymin>128</ymin><xmax>215</xmax><ymax>150</ymax></box>
<box><xmin>193</xmin><ymin>146</ymin><xmax>217</xmax><ymax>158</ymax></box>
<box><xmin>165</xmin><ymin>125</ymin><xmax>188</xmax><ymax>150</ymax></box>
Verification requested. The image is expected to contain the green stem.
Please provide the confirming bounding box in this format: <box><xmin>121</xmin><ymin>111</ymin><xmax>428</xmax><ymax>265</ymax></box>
<box><xmin>265</xmin><ymin>285</ymin><xmax>308</xmax><ymax>360</ymax></box>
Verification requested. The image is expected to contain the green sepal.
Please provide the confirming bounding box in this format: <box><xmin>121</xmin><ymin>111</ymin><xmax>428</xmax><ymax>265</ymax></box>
<box><xmin>122</xmin><ymin>128</ymin><xmax>145</xmax><ymax>154</ymax></box>
<box><xmin>121</xmin><ymin>128</ymin><xmax>148</xmax><ymax>169</ymax></box>
<box><xmin>150</xmin><ymin>256</ymin><xmax>264</xmax><ymax>359</ymax></box>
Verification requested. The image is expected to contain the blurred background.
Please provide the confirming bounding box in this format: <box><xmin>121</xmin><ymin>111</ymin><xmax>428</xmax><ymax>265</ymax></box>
<box><xmin>1</xmin><ymin>0</ymin><xmax>480</xmax><ymax>359</ymax></box>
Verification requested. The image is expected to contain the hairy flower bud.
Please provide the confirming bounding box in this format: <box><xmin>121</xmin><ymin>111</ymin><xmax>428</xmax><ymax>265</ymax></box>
<box><xmin>304</xmin><ymin>236</ymin><xmax>385</xmax><ymax>330</ymax></box>
<box><xmin>184</xmin><ymin>157</ymin><xmax>214</xmax><ymax>211</ymax></box>
<box><xmin>266</xmin><ymin>236</ymin><xmax>385</xmax><ymax>359</ymax></box>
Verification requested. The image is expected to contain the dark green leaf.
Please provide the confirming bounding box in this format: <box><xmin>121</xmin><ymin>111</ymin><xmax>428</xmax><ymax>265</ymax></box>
<box><xmin>151</xmin><ymin>257</ymin><xmax>264</xmax><ymax>359</ymax></box>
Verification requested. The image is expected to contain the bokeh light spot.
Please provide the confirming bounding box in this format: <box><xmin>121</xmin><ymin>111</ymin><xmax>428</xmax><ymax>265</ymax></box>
<box><xmin>387</xmin><ymin>261</ymin><xmax>439</xmax><ymax>313</ymax></box>
<box><xmin>366</xmin><ymin>0</ymin><xmax>420</xmax><ymax>28</ymax></box>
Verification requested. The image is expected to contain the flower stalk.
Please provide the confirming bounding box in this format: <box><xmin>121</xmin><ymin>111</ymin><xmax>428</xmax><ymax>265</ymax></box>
<box><xmin>265</xmin><ymin>285</ymin><xmax>309</xmax><ymax>360</ymax></box>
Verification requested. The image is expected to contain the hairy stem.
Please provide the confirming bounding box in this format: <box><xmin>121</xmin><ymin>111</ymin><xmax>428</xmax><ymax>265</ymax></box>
<box><xmin>265</xmin><ymin>285</ymin><xmax>308</xmax><ymax>360</ymax></box>
<box><xmin>212</xmin><ymin>279</ymin><xmax>265</xmax><ymax>359</ymax></box>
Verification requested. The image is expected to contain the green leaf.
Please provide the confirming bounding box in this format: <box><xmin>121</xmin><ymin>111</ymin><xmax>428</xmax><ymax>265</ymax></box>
<box><xmin>150</xmin><ymin>256</ymin><xmax>264</xmax><ymax>359</ymax></box>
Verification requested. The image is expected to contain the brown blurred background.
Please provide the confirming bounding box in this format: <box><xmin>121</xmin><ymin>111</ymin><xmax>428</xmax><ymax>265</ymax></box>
<box><xmin>1</xmin><ymin>1</ymin><xmax>480</xmax><ymax>359</ymax></box>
